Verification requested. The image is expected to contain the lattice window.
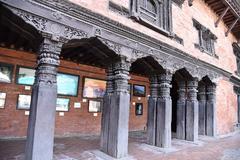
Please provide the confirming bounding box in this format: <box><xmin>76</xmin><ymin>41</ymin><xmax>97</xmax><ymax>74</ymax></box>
<box><xmin>233</xmin><ymin>43</ymin><xmax>240</xmax><ymax>75</ymax></box>
<box><xmin>130</xmin><ymin>0</ymin><xmax>172</xmax><ymax>36</ymax></box>
<box><xmin>193</xmin><ymin>19</ymin><xmax>217</xmax><ymax>56</ymax></box>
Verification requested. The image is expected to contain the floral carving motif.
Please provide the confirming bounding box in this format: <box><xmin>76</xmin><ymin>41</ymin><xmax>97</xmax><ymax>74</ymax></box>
<box><xmin>64</xmin><ymin>27</ymin><xmax>88</xmax><ymax>39</ymax></box>
<box><xmin>101</xmin><ymin>39</ymin><xmax>122</xmax><ymax>54</ymax></box>
<box><xmin>15</xmin><ymin>10</ymin><xmax>47</xmax><ymax>31</ymax></box>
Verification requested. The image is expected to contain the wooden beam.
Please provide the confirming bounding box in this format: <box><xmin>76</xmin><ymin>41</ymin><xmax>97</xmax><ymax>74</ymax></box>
<box><xmin>225</xmin><ymin>17</ymin><xmax>240</xmax><ymax>36</ymax></box>
<box><xmin>215</xmin><ymin>6</ymin><xmax>229</xmax><ymax>27</ymax></box>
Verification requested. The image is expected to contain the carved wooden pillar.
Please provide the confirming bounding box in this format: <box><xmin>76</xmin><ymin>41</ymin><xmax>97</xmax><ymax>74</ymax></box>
<box><xmin>25</xmin><ymin>38</ymin><xmax>62</xmax><ymax>160</ymax></box>
<box><xmin>186</xmin><ymin>78</ymin><xmax>199</xmax><ymax>142</ymax></box>
<box><xmin>100</xmin><ymin>64</ymin><xmax>114</xmax><ymax>152</ymax></box>
<box><xmin>198</xmin><ymin>85</ymin><xmax>207</xmax><ymax>135</ymax></box>
<box><xmin>147</xmin><ymin>75</ymin><xmax>158</xmax><ymax>145</ymax></box>
<box><xmin>206</xmin><ymin>84</ymin><xmax>216</xmax><ymax>137</ymax></box>
<box><xmin>100</xmin><ymin>58</ymin><xmax>130</xmax><ymax>158</ymax></box>
<box><xmin>176</xmin><ymin>81</ymin><xmax>186</xmax><ymax>140</ymax></box>
<box><xmin>155</xmin><ymin>72</ymin><xmax>172</xmax><ymax>148</ymax></box>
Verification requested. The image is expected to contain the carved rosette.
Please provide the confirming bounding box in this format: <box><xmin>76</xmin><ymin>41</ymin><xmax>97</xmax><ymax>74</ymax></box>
<box><xmin>206</xmin><ymin>84</ymin><xmax>216</xmax><ymax>102</ymax></box>
<box><xmin>178</xmin><ymin>81</ymin><xmax>186</xmax><ymax>101</ymax></box>
<box><xmin>112</xmin><ymin>59</ymin><xmax>130</xmax><ymax>94</ymax></box>
<box><xmin>198</xmin><ymin>85</ymin><xmax>206</xmax><ymax>101</ymax></box>
<box><xmin>35</xmin><ymin>38</ymin><xmax>62</xmax><ymax>86</ymax></box>
<box><xmin>149</xmin><ymin>75</ymin><xmax>158</xmax><ymax>98</ymax></box>
<box><xmin>158</xmin><ymin>72</ymin><xmax>172</xmax><ymax>99</ymax></box>
<box><xmin>187</xmin><ymin>78</ymin><xmax>198</xmax><ymax>101</ymax></box>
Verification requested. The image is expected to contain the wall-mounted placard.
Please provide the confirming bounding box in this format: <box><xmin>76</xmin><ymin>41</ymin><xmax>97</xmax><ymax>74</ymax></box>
<box><xmin>0</xmin><ymin>92</ymin><xmax>6</xmax><ymax>108</ymax></box>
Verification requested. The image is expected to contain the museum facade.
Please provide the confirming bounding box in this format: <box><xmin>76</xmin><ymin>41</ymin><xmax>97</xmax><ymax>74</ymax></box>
<box><xmin>0</xmin><ymin>0</ymin><xmax>240</xmax><ymax>159</ymax></box>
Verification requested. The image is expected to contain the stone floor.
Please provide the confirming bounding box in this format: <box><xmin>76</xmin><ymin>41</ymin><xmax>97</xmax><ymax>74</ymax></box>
<box><xmin>0</xmin><ymin>132</ymin><xmax>240</xmax><ymax>160</ymax></box>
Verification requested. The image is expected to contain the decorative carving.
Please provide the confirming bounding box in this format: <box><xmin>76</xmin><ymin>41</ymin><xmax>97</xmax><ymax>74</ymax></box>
<box><xmin>187</xmin><ymin>78</ymin><xmax>198</xmax><ymax>101</ymax></box>
<box><xmin>100</xmin><ymin>39</ymin><xmax>122</xmax><ymax>54</ymax></box>
<box><xmin>28</xmin><ymin>0</ymin><xmax>230</xmax><ymax>81</ymax></box>
<box><xmin>6</xmin><ymin>0</ymin><xmax>228</xmax><ymax>85</ymax></box>
<box><xmin>198</xmin><ymin>85</ymin><xmax>206</xmax><ymax>101</ymax></box>
<box><xmin>206</xmin><ymin>84</ymin><xmax>216</xmax><ymax>102</ymax></box>
<box><xmin>14</xmin><ymin>9</ymin><xmax>47</xmax><ymax>31</ymax></box>
<box><xmin>94</xmin><ymin>28</ymin><xmax>102</xmax><ymax>36</ymax></box>
<box><xmin>112</xmin><ymin>58</ymin><xmax>131</xmax><ymax>93</ymax></box>
<box><xmin>184</xmin><ymin>62</ymin><xmax>199</xmax><ymax>78</ymax></box>
<box><xmin>64</xmin><ymin>27</ymin><xmax>88</xmax><ymax>39</ymax></box>
<box><xmin>131</xmin><ymin>49</ymin><xmax>146</xmax><ymax>61</ymax></box>
<box><xmin>178</xmin><ymin>81</ymin><xmax>186</xmax><ymax>101</ymax></box>
<box><xmin>149</xmin><ymin>75</ymin><xmax>158</xmax><ymax>98</ymax></box>
<box><xmin>105</xmin><ymin>65</ymin><xmax>115</xmax><ymax>95</ymax></box>
<box><xmin>35</xmin><ymin>38</ymin><xmax>63</xmax><ymax>86</ymax></box>
<box><xmin>52</xmin><ymin>11</ymin><xmax>62</xmax><ymax>20</ymax></box>
<box><xmin>158</xmin><ymin>72</ymin><xmax>172</xmax><ymax>99</ymax></box>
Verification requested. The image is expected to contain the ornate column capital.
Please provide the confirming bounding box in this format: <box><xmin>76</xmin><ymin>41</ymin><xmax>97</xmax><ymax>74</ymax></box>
<box><xmin>187</xmin><ymin>78</ymin><xmax>198</xmax><ymax>101</ymax></box>
<box><xmin>112</xmin><ymin>58</ymin><xmax>131</xmax><ymax>94</ymax></box>
<box><xmin>206</xmin><ymin>84</ymin><xmax>216</xmax><ymax>101</ymax></box>
<box><xmin>149</xmin><ymin>75</ymin><xmax>158</xmax><ymax>98</ymax></box>
<box><xmin>198</xmin><ymin>85</ymin><xmax>206</xmax><ymax>101</ymax></box>
<box><xmin>178</xmin><ymin>81</ymin><xmax>186</xmax><ymax>101</ymax></box>
<box><xmin>35</xmin><ymin>38</ymin><xmax>63</xmax><ymax>87</ymax></box>
<box><xmin>158</xmin><ymin>72</ymin><xmax>172</xmax><ymax>99</ymax></box>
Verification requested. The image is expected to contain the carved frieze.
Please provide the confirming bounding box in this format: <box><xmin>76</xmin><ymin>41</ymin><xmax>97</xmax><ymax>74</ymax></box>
<box><xmin>100</xmin><ymin>39</ymin><xmax>122</xmax><ymax>54</ymax></box>
<box><xmin>2</xmin><ymin>0</ymin><xmax>226</xmax><ymax>84</ymax></box>
<box><xmin>14</xmin><ymin>9</ymin><xmax>48</xmax><ymax>31</ymax></box>
<box><xmin>64</xmin><ymin>27</ymin><xmax>88</xmax><ymax>39</ymax></box>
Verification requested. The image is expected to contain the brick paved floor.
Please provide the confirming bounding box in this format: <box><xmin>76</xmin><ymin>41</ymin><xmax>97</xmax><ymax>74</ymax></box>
<box><xmin>0</xmin><ymin>132</ymin><xmax>240</xmax><ymax>160</ymax></box>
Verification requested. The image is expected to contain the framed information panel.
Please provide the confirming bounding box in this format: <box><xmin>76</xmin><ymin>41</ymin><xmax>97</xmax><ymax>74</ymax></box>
<box><xmin>0</xmin><ymin>92</ymin><xmax>6</xmax><ymax>108</ymax></box>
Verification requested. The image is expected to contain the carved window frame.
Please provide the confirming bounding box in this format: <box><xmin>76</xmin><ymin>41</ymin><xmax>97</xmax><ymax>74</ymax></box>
<box><xmin>233</xmin><ymin>43</ymin><xmax>240</xmax><ymax>76</ymax></box>
<box><xmin>130</xmin><ymin>0</ymin><xmax>173</xmax><ymax>36</ymax></box>
<box><xmin>193</xmin><ymin>19</ymin><xmax>217</xmax><ymax>57</ymax></box>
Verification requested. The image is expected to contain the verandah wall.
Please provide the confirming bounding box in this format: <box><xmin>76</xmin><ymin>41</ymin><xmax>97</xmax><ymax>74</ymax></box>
<box><xmin>0</xmin><ymin>47</ymin><xmax>149</xmax><ymax>138</ymax></box>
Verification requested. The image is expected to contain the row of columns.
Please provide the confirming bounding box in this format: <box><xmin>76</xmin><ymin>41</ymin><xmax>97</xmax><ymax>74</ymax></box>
<box><xmin>100</xmin><ymin>58</ymin><xmax>131</xmax><ymax>158</ymax></box>
<box><xmin>147</xmin><ymin>75</ymin><xmax>217</xmax><ymax>148</ymax></box>
<box><xmin>147</xmin><ymin>73</ymin><xmax>172</xmax><ymax>148</ymax></box>
<box><xmin>176</xmin><ymin>79</ymin><xmax>199</xmax><ymax>141</ymax></box>
<box><xmin>25</xmin><ymin>37</ymin><xmax>217</xmax><ymax>159</ymax></box>
<box><xmin>26</xmin><ymin>38</ymin><xmax>63</xmax><ymax>160</ymax></box>
<box><xmin>198</xmin><ymin>84</ymin><xmax>216</xmax><ymax>136</ymax></box>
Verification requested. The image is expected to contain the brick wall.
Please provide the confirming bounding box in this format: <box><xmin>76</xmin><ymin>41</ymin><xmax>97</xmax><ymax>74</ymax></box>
<box><xmin>66</xmin><ymin>0</ymin><xmax>239</xmax><ymax>135</ymax></box>
<box><xmin>68</xmin><ymin>0</ymin><xmax>237</xmax><ymax>74</ymax></box>
<box><xmin>0</xmin><ymin>47</ymin><xmax>149</xmax><ymax>138</ymax></box>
